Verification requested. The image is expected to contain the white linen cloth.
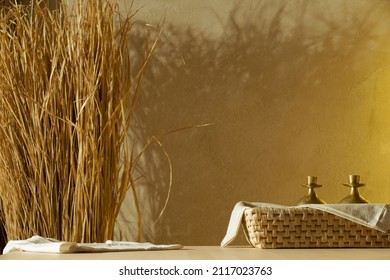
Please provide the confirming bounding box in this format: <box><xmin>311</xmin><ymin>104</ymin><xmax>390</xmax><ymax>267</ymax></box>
<box><xmin>3</xmin><ymin>235</ymin><xmax>183</xmax><ymax>254</ymax></box>
<box><xmin>221</xmin><ymin>201</ymin><xmax>390</xmax><ymax>247</ymax></box>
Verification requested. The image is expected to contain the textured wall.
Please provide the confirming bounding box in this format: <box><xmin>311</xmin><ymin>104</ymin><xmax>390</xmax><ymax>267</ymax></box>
<box><xmin>115</xmin><ymin>0</ymin><xmax>390</xmax><ymax>245</ymax></box>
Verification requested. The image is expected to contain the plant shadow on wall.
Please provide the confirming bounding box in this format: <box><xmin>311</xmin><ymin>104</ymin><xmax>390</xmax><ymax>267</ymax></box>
<box><xmin>122</xmin><ymin>0</ymin><xmax>390</xmax><ymax>245</ymax></box>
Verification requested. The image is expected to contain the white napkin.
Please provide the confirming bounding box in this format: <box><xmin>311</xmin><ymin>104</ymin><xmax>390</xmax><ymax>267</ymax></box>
<box><xmin>220</xmin><ymin>202</ymin><xmax>390</xmax><ymax>247</ymax></box>
<box><xmin>3</xmin><ymin>235</ymin><xmax>183</xmax><ymax>254</ymax></box>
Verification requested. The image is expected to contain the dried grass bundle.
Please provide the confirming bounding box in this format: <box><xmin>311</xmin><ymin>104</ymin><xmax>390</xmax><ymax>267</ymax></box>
<box><xmin>0</xmin><ymin>0</ymin><xmax>158</xmax><ymax>243</ymax></box>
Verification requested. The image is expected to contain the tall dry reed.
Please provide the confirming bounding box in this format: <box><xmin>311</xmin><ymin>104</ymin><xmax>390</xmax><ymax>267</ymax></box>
<box><xmin>0</xmin><ymin>0</ymin><xmax>158</xmax><ymax>243</ymax></box>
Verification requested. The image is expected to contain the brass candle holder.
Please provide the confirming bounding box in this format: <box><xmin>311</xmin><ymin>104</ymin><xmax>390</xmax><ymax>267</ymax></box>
<box><xmin>297</xmin><ymin>176</ymin><xmax>326</xmax><ymax>205</ymax></box>
<box><xmin>339</xmin><ymin>175</ymin><xmax>369</xmax><ymax>204</ymax></box>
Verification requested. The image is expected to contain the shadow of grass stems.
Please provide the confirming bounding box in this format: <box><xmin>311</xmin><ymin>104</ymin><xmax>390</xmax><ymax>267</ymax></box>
<box><xmin>126</xmin><ymin>0</ymin><xmax>389</xmax><ymax>244</ymax></box>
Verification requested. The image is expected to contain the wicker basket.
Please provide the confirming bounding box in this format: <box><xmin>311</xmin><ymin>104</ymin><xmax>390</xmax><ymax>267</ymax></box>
<box><xmin>243</xmin><ymin>206</ymin><xmax>390</xmax><ymax>248</ymax></box>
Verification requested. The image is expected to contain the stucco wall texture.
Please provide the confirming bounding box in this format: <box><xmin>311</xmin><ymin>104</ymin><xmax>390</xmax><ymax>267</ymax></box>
<box><xmin>114</xmin><ymin>0</ymin><xmax>390</xmax><ymax>245</ymax></box>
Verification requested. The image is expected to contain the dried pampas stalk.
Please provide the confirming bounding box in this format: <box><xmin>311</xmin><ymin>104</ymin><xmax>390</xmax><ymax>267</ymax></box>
<box><xmin>0</xmin><ymin>0</ymin><xmax>159</xmax><ymax>243</ymax></box>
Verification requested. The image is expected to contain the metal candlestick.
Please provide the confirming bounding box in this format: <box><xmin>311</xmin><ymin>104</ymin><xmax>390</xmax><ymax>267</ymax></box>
<box><xmin>339</xmin><ymin>175</ymin><xmax>369</xmax><ymax>204</ymax></box>
<box><xmin>297</xmin><ymin>176</ymin><xmax>326</xmax><ymax>205</ymax></box>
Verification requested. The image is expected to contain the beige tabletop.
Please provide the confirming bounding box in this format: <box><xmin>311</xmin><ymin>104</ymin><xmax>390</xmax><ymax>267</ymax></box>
<box><xmin>1</xmin><ymin>246</ymin><xmax>390</xmax><ymax>260</ymax></box>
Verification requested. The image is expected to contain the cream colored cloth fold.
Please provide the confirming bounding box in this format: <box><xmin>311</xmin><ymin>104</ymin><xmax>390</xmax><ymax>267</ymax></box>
<box><xmin>3</xmin><ymin>235</ymin><xmax>183</xmax><ymax>254</ymax></box>
<box><xmin>220</xmin><ymin>201</ymin><xmax>390</xmax><ymax>247</ymax></box>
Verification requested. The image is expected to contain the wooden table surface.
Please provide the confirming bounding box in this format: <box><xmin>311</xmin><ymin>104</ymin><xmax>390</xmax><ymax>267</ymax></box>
<box><xmin>1</xmin><ymin>246</ymin><xmax>390</xmax><ymax>260</ymax></box>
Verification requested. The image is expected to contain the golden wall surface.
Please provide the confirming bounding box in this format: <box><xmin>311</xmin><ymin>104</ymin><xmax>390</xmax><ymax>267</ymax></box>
<box><xmin>109</xmin><ymin>0</ymin><xmax>390</xmax><ymax>245</ymax></box>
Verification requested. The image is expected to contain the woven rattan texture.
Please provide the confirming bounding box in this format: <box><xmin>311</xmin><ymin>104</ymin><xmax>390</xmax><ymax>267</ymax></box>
<box><xmin>244</xmin><ymin>207</ymin><xmax>390</xmax><ymax>248</ymax></box>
